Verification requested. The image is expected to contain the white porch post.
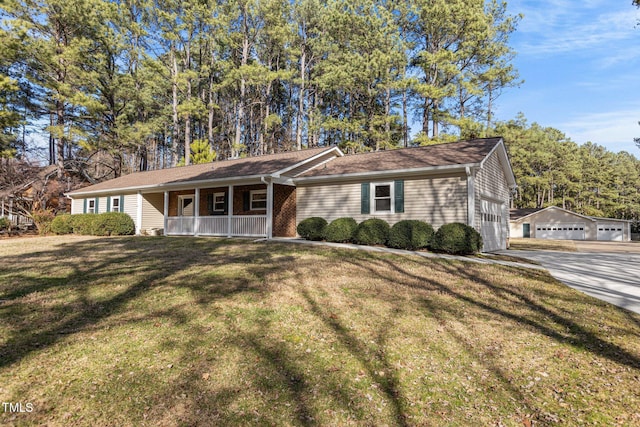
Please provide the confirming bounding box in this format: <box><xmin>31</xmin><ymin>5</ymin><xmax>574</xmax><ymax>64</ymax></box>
<box><xmin>194</xmin><ymin>188</ymin><xmax>200</xmax><ymax>236</ymax></box>
<box><xmin>227</xmin><ymin>185</ymin><xmax>233</xmax><ymax>237</ymax></box>
<box><xmin>136</xmin><ymin>192</ymin><xmax>143</xmax><ymax>235</ymax></box>
<box><xmin>163</xmin><ymin>191</ymin><xmax>169</xmax><ymax>235</ymax></box>
<box><xmin>8</xmin><ymin>198</ymin><xmax>13</xmax><ymax>222</ymax></box>
<box><xmin>1</xmin><ymin>198</ymin><xmax>4</xmax><ymax>217</ymax></box>
<box><xmin>266</xmin><ymin>179</ymin><xmax>273</xmax><ymax>239</ymax></box>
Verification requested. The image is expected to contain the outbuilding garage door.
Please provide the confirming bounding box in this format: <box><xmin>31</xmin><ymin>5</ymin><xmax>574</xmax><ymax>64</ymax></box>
<box><xmin>597</xmin><ymin>224</ymin><xmax>623</xmax><ymax>241</ymax></box>
<box><xmin>536</xmin><ymin>223</ymin><xmax>585</xmax><ymax>240</ymax></box>
<box><xmin>481</xmin><ymin>199</ymin><xmax>504</xmax><ymax>252</ymax></box>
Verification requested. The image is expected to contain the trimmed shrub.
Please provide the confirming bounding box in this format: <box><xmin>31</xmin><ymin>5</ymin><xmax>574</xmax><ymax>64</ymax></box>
<box><xmin>0</xmin><ymin>217</ymin><xmax>10</xmax><ymax>231</ymax></box>
<box><xmin>387</xmin><ymin>220</ymin><xmax>434</xmax><ymax>250</ymax></box>
<box><xmin>352</xmin><ymin>218</ymin><xmax>390</xmax><ymax>246</ymax></box>
<box><xmin>297</xmin><ymin>217</ymin><xmax>327</xmax><ymax>241</ymax></box>
<box><xmin>70</xmin><ymin>214</ymin><xmax>99</xmax><ymax>235</ymax></box>
<box><xmin>51</xmin><ymin>214</ymin><xmax>74</xmax><ymax>235</ymax></box>
<box><xmin>325</xmin><ymin>217</ymin><xmax>358</xmax><ymax>243</ymax></box>
<box><xmin>92</xmin><ymin>212</ymin><xmax>135</xmax><ymax>236</ymax></box>
<box><xmin>31</xmin><ymin>209</ymin><xmax>55</xmax><ymax>235</ymax></box>
<box><xmin>432</xmin><ymin>222</ymin><xmax>482</xmax><ymax>255</ymax></box>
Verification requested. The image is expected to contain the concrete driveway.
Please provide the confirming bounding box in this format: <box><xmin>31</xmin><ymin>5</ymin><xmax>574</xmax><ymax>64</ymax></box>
<box><xmin>500</xmin><ymin>246</ymin><xmax>640</xmax><ymax>314</ymax></box>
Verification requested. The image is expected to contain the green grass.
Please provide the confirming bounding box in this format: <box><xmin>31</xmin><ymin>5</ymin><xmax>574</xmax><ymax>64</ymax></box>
<box><xmin>509</xmin><ymin>238</ymin><xmax>578</xmax><ymax>252</ymax></box>
<box><xmin>1</xmin><ymin>235</ymin><xmax>639</xmax><ymax>426</ymax></box>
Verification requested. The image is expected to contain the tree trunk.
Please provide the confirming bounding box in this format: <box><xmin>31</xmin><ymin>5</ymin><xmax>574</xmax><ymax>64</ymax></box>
<box><xmin>296</xmin><ymin>47</ymin><xmax>306</xmax><ymax>151</ymax></box>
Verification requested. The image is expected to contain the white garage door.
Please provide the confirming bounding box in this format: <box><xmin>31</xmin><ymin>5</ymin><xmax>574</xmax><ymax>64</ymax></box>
<box><xmin>481</xmin><ymin>199</ymin><xmax>504</xmax><ymax>252</ymax></box>
<box><xmin>536</xmin><ymin>223</ymin><xmax>585</xmax><ymax>240</ymax></box>
<box><xmin>597</xmin><ymin>224</ymin><xmax>623</xmax><ymax>241</ymax></box>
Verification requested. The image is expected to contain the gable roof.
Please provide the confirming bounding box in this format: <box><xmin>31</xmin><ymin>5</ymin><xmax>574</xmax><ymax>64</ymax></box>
<box><xmin>67</xmin><ymin>137</ymin><xmax>516</xmax><ymax>197</ymax></box>
<box><xmin>294</xmin><ymin>137</ymin><xmax>517</xmax><ymax>188</ymax></box>
<box><xmin>298</xmin><ymin>138</ymin><xmax>499</xmax><ymax>178</ymax></box>
<box><xmin>510</xmin><ymin>208</ymin><xmax>543</xmax><ymax>221</ymax></box>
<box><xmin>510</xmin><ymin>205</ymin><xmax>632</xmax><ymax>223</ymax></box>
<box><xmin>67</xmin><ymin>147</ymin><xmax>340</xmax><ymax>196</ymax></box>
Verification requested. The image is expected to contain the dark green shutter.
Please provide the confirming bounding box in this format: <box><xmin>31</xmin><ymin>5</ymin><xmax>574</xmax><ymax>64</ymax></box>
<box><xmin>95</xmin><ymin>197</ymin><xmax>99</xmax><ymax>213</ymax></box>
<box><xmin>243</xmin><ymin>192</ymin><xmax>250</xmax><ymax>211</ymax></box>
<box><xmin>119</xmin><ymin>195</ymin><xmax>124</xmax><ymax>212</ymax></box>
<box><xmin>106</xmin><ymin>197</ymin><xmax>111</xmax><ymax>212</ymax></box>
<box><xmin>207</xmin><ymin>194</ymin><xmax>214</xmax><ymax>215</ymax></box>
<box><xmin>394</xmin><ymin>180</ymin><xmax>404</xmax><ymax>213</ymax></box>
<box><xmin>83</xmin><ymin>199</ymin><xmax>87</xmax><ymax>214</ymax></box>
<box><xmin>361</xmin><ymin>183</ymin><xmax>370</xmax><ymax>214</ymax></box>
<box><xmin>223</xmin><ymin>192</ymin><xmax>229</xmax><ymax>214</ymax></box>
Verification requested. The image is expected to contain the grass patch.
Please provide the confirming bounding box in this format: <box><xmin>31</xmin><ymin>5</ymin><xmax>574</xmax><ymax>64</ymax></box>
<box><xmin>1</xmin><ymin>235</ymin><xmax>639</xmax><ymax>426</ymax></box>
<box><xmin>509</xmin><ymin>238</ymin><xmax>578</xmax><ymax>252</ymax></box>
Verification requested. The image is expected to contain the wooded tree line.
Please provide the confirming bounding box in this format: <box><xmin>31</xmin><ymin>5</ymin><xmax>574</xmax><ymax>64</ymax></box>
<box><xmin>1</xmin><ymin>0</ymin><xmax>519</xmax><ymax>179</ymax></box>
<box><xmin>496</xmin><ymin>115</ymin><xmax>640</xmax><ymax>223</ymax></box>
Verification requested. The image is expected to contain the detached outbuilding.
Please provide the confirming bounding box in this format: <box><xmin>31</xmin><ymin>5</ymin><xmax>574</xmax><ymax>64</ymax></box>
<box><xmin>66</xmin><ymin>137</ymin><xmax>517</xmax><ymax>252</ymax></box>
<box><xmin>510</xmin><ymin>206</ymin><xmax>631</xmax><ymax>241</ymax></box>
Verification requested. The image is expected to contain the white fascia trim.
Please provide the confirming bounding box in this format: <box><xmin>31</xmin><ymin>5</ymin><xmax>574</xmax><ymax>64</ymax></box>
<box><xmin>293</xmin><ymin>163</ymin><xmax>479</xmax><ymax>184</ymax></box>
<box><xmin>66</xmin><ymin>175</ymin><xmax>268</xmax><ymax>198</ymax></box>
<box><xmin>273</xmin><ymin>146</ymin><xmax>344</xmax><ymax>177</ymax></box>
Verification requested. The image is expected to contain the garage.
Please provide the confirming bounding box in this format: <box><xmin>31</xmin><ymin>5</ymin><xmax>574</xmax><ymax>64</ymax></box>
<box><xmin>510</xmin><ymin>206</ymin><xmax>631</xmax><ymax>241</ymax></box>
<box><xmin>536</xmin><ymin>223</ymin><xmax>585</xmax><ymax>240</ymax></box>
<box><xmin>597</xmin><ymin>223</ymin><xmax>624</xmax><ymax>241</ymax></box>
<box><xmin>481</xmin><ymin>199</ymin><xmax>505</xmax><ymax>252</ymax></box>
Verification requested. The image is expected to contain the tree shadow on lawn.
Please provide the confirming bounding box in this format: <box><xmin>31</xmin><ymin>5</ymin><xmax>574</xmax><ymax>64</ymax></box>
<box><xmin>341</xmin><ymin>252</ymin><xmax>640</xmax><ymax>370</ymax></box>
<box><xmin>0</xmin><ymin>237</ymin><xmax>281</xmax><ymax>370</ymax></box>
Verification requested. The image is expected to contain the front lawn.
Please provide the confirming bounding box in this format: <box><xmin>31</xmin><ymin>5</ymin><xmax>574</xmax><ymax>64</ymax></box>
<box><xmin>1</xmin><ymin>236</ymin><xmax>639</xmax><ymax>426</ymax></box>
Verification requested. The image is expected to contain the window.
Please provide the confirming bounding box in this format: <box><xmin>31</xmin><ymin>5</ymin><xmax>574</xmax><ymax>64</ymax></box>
<box><xmin>250</xmin><ymin>190</ymin><xmax>267</xmax><ymax>211</ymax></box>
<box><xmin>178</xmin><ymin>195</ymin><xmax>195</xmax><ymax>216</ymax></box>
<box><xmin>111</xmin><ymin>197</ymin><xmax>120</xmax><ymax>212</ymax></box>
<box><xmin>373</xmin><ymin>183</ymin><xmax>392</xmax><ymax>213</ymax></box>
<box><xmin>88</xmin><ymin>200</ymin><xmax>95</xmax><ymax>214</ymax></box>
<box><xmin>213</xmin><ymin>192</ymin><xmax>225</xmax><ymax>212</ymax></box>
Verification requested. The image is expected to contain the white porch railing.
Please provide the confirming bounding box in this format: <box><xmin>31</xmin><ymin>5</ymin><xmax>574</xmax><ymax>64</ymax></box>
<box><xmin>166</xmin><ymin>216</ymin><xmax>195</xmax><ymax>235</ymax></box>
<box><xmin>197</xmin><ymin>216</ymin><xmax>228</xmax><ymax>236</ymax></box>
<box><xmin>231</xmin><ymin>215</ymin><xmax>267</xmax><ymax>237</ymax></box>
<box><xmin>166</xmin><ymin>215</ymin><xmax>267</xmax><ymax>237</ymax></box>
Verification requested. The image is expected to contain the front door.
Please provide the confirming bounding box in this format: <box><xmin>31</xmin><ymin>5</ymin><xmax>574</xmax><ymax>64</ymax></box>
<box><xmin>523</xmin><ymin>223</ymin><xmax>530</xmax><ymax>238</ymax></box>
<box><xmin>178</xmin><ymin>195</ymin><xmax>195</xmax><ymax>216</ymax></box>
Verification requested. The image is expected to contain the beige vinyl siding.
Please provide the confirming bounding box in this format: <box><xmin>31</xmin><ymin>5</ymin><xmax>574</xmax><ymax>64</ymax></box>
<box><xmin>122</xmin><ymin>194</ymin><xmax>138</xmax><ymax>221</ymax></box>
<box><xmin>71</xmin><ymin>198</ymin><xmax>84</xmax><ymax>214</ymax></box>
<box><xmin>141</xmin><ymin>193</ymin><xmax>164</xmax><ymax>231</ymax></box>
<box><xmin>297</xmin><ymin>175</ymin><xmax>467</xmax><ymax>229</ymax></box>
<box><xmin>519</xmin><ymin>209</ymin><xmax>596</xmax><ymax>240</ymax></box>
<box><xmin>475</xmin><ymin>151</ymin><xmax>510</xmax><ymax>231</ymax></box>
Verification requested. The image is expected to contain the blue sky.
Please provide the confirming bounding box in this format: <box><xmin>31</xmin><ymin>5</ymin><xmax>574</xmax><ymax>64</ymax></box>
<box><xmin>493</xmin><ymin>0</ymin><xmax>640</xmax><ymax>154</ymax></box>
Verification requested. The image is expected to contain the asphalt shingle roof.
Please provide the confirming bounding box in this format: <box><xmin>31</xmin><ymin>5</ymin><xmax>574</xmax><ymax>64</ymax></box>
<box><xmin>296</xmin><ymin>138</ymin><xmax>502</xmax><ymax>178</ymax></box>
<box><xmin>67</xmin><ymin>147</ymin><xmax>330</xmax><ymax>194</ymax></box>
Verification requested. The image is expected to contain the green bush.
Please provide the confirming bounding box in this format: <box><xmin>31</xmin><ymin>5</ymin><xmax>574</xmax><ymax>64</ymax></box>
<box><xmin>67</xmin><ymin>213</ymin><xmax>135</xmax><ymax>236</ymax></box>
<box><xmin>352</xmin><ymin>218</ymin><xmax>390</xmax><ymax>246</ymax></box>
<box><xmin>297</xmin><ymin>217</ymin><xmax>327</xmax><ymax>241</ymax></box>
<box><xmin>70</xmin><ymin>214</ymin><xmax>98</xmax><ymax>235</ymax></box>
<box><xmin>325</xmin><ymin>217</ymin><xmax>358</xmax><ymax>243</ymax></box>
<box><xmin>92</xmin><ymin>212</ymin><xmax>135</xmax><ymax>236</ymax></box>
<box><xmin>432</xmin><ymin>222</ymin><xmax>482</xmax><ymax>255</ymax></box>
<box><xmin>51</xmin><ymin>214</ymin><xmax>74</xmax><ymax>235</ymax></box>
<box><xmin>31</xmin><ymin>209</ymin><xmax>55</xmax><ymax>235</ymax></box>
<box><xmin>0</xmin><ymin>216</ymin><xmax>10</xmax><ymax>231</ymax></box>
<box><xmin>387</xmin><ymin>220</ymin><xmax>434</xmax><ymax>250</ymax></box>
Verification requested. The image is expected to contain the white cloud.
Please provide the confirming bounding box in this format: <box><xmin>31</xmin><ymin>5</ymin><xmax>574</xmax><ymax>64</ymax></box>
<box><xmin>556</xmin><ymin>108</ymin><xmax>640</xmax><ymax>153</ymax></box>
<box><xmin>511</xmin><ymin>1</ymin><xmax>640</xmax><ymax>57</ymax></box>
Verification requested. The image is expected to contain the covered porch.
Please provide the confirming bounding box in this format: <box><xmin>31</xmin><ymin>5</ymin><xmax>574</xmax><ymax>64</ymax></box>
<box><xmin>155</xmin><ymin>181</ymin><xmax>296</xmax><ymax>238</ymax></box>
